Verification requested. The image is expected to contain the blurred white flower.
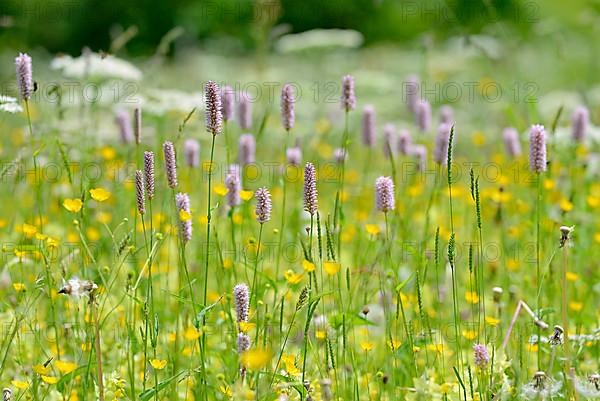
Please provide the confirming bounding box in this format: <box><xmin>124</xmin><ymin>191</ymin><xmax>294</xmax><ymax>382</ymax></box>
<box><xmin>0</xmin><ymin>95</ymin><xmax>22</xmax><ymax>113</ymax></box>
<box><xmin>574</xmin><ymin>374</ymin><xmax>600</xmax><ymax>399</ymax></box>
<box><xmin>58</xmin><ymin>277</ymin><xmax>98</xmax><ymax>298</ymax></box>
<box><xmin>51</xmin><ymin>52</ymin><xmax>142</xmax><ymax>81</ymax></box>
<box><xmin>142</xmin><ymin>89</ymin><xmax>204</xmax><ymax>116</ymax></box>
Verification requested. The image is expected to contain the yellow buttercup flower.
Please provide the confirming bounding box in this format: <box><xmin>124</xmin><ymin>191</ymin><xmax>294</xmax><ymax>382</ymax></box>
<box><xmin>99</xmin><ymin>146</ymin><xmax>116</xmax><ymax>160</ymax></box>
<box><xmin>365</xmin><ymin>224</ymin><xmax>380</xmax><ymax>236</ymax></box>
<box><xmin>239</xmin><ymin>322</ymin><xmax>256</xmax><ymax>333</ymax></box>
<box><xmin>213</xmin><ymin>183</ymin><xmax>228</xmax><ymax>196</ymax></box>
<box><xmin>179</xmin><ymin>209</ymin><xmax>192</xmax><ymax>222</ymax></box>
<box><xmin>569</xmin><ymin>301</ymin><xmax>583</xmax><ymax>312</ymax></box>
<box><xmin>55</xmin><ymin>360</ymin><xmax>78</xmax><ymax>374</ymax></box>
<box><xmin>240</xmin><ymin>190</ymin><xmax>253</xmax><ymax>201</ymax></box>
<box><xmin>462</xmin><ymin>330</ymin><xmax>477</xmax><ymax>340</ymax></box>
<box><xmin>465</xmin><ymin>291</ymin><xmax>479</xmax><ymax>304</ymax></box>
<box><xmin>324</xmin><ymin>261</ymin><xmax>340</xmax><ymax>276</ymax></box>
<box><xmin>11</xmin><ymin>380</ymin><xmax>29</xmax><ymax>390</ymax></box>
<box><xmin>566</xmin><ymin>272</ymin><xmax>579</xmax><ymax>282</ymax></box>
<box><xmin>559</xmin><ymin>198</ymin><xmax>573</xmax><ymax>212</ymax></box>
<box><xmin>13</xmin><ymin>283</ymin><xmax>25</xmax><ymax>292</ymax></box>
<box><xmin>360</xmin><ymin>341</ymin><xmax>374</xmax><ymax>352</ymax></box>
<box><xmin>41</xmin><ymin>375</ymin><xmax>59</xmax><ymax>384</ymax></box>
<box><xmin>150</xmin><ymin>359</ymin><xmax>167</xmax><ymax>370</ymax></box>
<box><xmin>89</xmin><ymin>188</ymin><xmax>111</xmax><ymax>202</ymax></box>
<box><xmin>21</xmin><ymin>223</ymin><xmax>37</xmax><ymax>237</ymax></box>
<box><xmin>63</xmin><ymin>198</ymin><xmax>83</xmax><ymax>213</ymax></box>
<box><xmin>240</xmin><ymin>348</ymin><xmax>272</xmax><ymax>370</ymax></box>
<box><xmin>302</xmin><ymin>259</ymin><xmax>315</xmax><ymax>272</ymax></box>
<box><xmin>184</xmin><ymin>326</ymin><xmax>201</xmax><ymax>341</ymax></box>
<box><xmin>284</xmin><ymin>270</ymin><xmax>303</xmax><ymax>285</ymax></box>
<box><xmin>33</xmin><ymin>364</ymin><xmax>50</xmax><ymax>375</ymax></box>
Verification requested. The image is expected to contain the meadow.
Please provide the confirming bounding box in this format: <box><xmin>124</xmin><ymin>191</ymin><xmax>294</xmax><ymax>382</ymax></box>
<box><xmin>0</xmin><ymin>35</ymin><xmax>599</xmax><ymax>401</ymax></box>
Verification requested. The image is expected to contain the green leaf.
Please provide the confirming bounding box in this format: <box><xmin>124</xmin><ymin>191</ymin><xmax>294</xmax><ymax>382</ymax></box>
<box><xmin>139</xmin><ymin>371</ymin><xmax>186</xmax><ymax>401</ymax></box>
<box><xmin>395</xmin><ymin>273</ymin><xmax>414</xmax><ymax>292</ymax></box>
<box><xmin>57</xmin><ymin>365</ymin><xmax>93</xmax><ymax>393</ymax></box>
<box><xmin>194</xmin><ymin>296</ymin><xmax>223</xmax><ymax>328</ymax></box>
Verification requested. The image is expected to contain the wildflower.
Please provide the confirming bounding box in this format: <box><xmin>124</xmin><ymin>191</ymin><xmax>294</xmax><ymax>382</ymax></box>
<box><xmin>58</xmin><ymin>277</ymin><xmax>98</xmax><ymax>298</ymax></box>
<box><xmin>303</xmin><ymin>162</ymin><xmax>318</xmax><ymax>216</ymax></box>
<box><xmin>473</xmin><ymin>343</ymin><xmax>489</xmax><ymax>368</ymax></box>
<box><xmin>55</xmin><ymin>360</ymin><xmax>77</xmax><ymax>374</ymax></box>
<box><xmin>0</xmin><ymin>95</ymin><xmax>23</xmax><ymax>113</ymax></box>
<box><xmin>284</xmin><ymin>270</ymin><xmax>303</xmax><ymax>284</ymax></box>
<box><xmin>324</xmin><ymin>261</ymin><xmax>340</xmax><ymax>276</ymax></box>
<box><xmin>375</xmin><ymin>176</ymin><xmax>395</xmax><ymax>213</ymax></box>
<box><xmin>572</xmin><ymin>105</ymin><xmax>588</xmax><ymax>142</ymax></box>
<box><xmin>163</xmin><ymin>141</ymin><xmax>178</xmax><ymax>188</ymax></box>
<box><xmin>175</xmin><ymin>193</ymin><xmax>192</xmax><ymax>243</ymax></box>
<box><xmin>115</xmin><ymin>110</ymin><xmax>134</xmax><ymax>144</ymax></box>
<box><xmin>574</xmin><ymin>374</ymin><xmax>600</xmax><ymax>398</ymax></box>
<box><xmin>255</xmin><ymin>187</ymin><xmax>272</xmax><ymax>224</ymax></box>
<box><xmin>11</xmin><ymin>380</ymin><xmax>28</xmax><ymax>390</ymax></box>
<box><xmin>233</xmin><ymin>283</ymin><xmax>249</xmax><ymax>323</ymax></box>
<box><xmin>237</xmin><ymin>332</ymin><xmax>251</xmax><ymax>354</ymax></box>
<box><xmin>150</xmin><ymin>359</ymin><xmax>167</xmax><ymax>370</ymax></box>
<box><xmin>281</xmin><ymin>84</ymin><xmax>295</xmax><ymax>131</ymax></box>
<box><xmin>239</xmin><ymin>134</ymin><xmax>256</xmax><ymax>166</ymax></box>
<box><xmin>183</xmin><ymin>139</ymin><xmax>200</xmax><ymax>168</ymax></box>
<box><xmin>238</xmin><ymin>91</ymin><xmax>252</xmax><ymax>130</ymax></box>
<box><xmin>286</xmin><ymin>145</ymin><xmax>302</xmax><ymax>166</ymax></box>
<box><xmin>529</xmin><ymin>124</ymin><xmax>547</xmax><ymax>173</ymax></box>
<box><xmin>559</xmin><ymin>225</ymin><xmax>574</xmax><ymax>248</ymax></box>
<box><xmin>360</xmin><ymin>341</ymin><xmax>374</xmax><ymax>351</ymax></box>
<box><xmin>410</xmin><ymin>144</ymin><xmax>427</xmax><ymax>170</ymax></box>
<box><xmin>89</xmin><ymin>188</ymin><xmax>110</xmax><ymax>202</ymax></box>
<box><xmin>397</xmin><ymin>129</ymin><xmax>411</xmax><ymax>155</ymax></box>
<box><xmin>221</xmin><ymin>85</ymin><xmax>235</xmax><ymax>121</ymax></box>
<box><xmin>340</xmin><ymin>74</ymin><xmax>356</xmax><ymax>111</ymax></box>
<box><xmin>144</xmin><ymin>151</ymin><xmax>155</xmax><ymax>199</ymax></box>
<box><xmin>415</xmin><ymin>100</ymin><xmax>431</xmax><ymax>132</ymax></box>
<box><xmin>205</xmin><ymin>80</ymin><xmax>223</xmax><ymax>135</ymax></box>
<box><xmin>433</xmin><ymin>123</ymin><xmax>452</xmax><ymax>165</ymax></box>
<box><xmin>362</xmin><ymin>105</ymin><xmax>376</xmax><ymax>148</ymax></box>
<box><xmin>134</xmin><ymin>107</ymin><xmax>142</xmax><ymax>144</ymax></box>
<box><xmin>240</xmin><ymin>348</ymin><xmax>272</xmax><ymax>370</ymax></box>
<box><xmin>549</xmin><ymin>325</ymin><xmax>564</xmax><ymax>346</ymax></box>
<box><xmin>333</xmin><ymin>148</ymin><xmax>346</xmax><ymax>164</ymax></box>
<box><xmin>465</xmin><ymin>291</ymin><xmax>479</xmax><ymax>304</ymax></box>
<box><xmin>15</xmin><ymin>53</ymin><xmax>33</xmax><ymax>101</ymax></box>
<box><xmin>405</xmin><ymin>74</ymin><xmax>419</xmax><ymax>113</ymax></box>
<box><xmin>503</xmin><ymin>127</ymin><xmax>522</xmax><ymax>158</ymax></box>
<box><xmin>41</xmin><ymin>376</ymin><xmax>59</xmax><ymax>385</ymax></box>
<box><xmin>225</xmin><ymin>172</ymin><xmax>241</xmax><ymax>208</ymax></box>
<box><xmin>521</xmin><ymin>371</ymin><xmax>562</xmax><ymax>399</ymax></box>
<box><xmin>302</xmin><ymin>259</ymin><xmax>315</xmax><ymax>272</ymax></box>
<box><xmin>439</xmin><ymin>105</ymin><xmax>454</xmax><ymax>125</ymax></box>
<box><xmin>135</xmin><ymin>170</ymin><xmax>145</xmax><ymax>215</ymax></box>
<box><xmin>383</xmin><ymin>123</ymin><xmax>396</xmax><ymax>159</ymax></box>
<box><xmin>492</xmin><ymin>286</ymin><xmax>503</xmax><ymax>303</ymax></box>
<box><xmin>63</xmin><ymin>198</ymin><xmax>83</xmax><ymax>213</ymax></box>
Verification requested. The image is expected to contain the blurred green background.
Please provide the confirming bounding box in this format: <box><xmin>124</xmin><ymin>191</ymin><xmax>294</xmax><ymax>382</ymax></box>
<box><xmin>0</xmin><ymin>0</ymin><xmax>589</xmax><ymax>55</ymax></box>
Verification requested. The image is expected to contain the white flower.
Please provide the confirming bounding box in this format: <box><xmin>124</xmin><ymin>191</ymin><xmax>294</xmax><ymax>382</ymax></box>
<box><xmin>51</xmin><ymin>52</ymin><xmax>142</xmax><ymax>81</ymax></box>
<box><xmin>0</xmin><ymin>95</ymin><xmax>23</xmax><ymax>113</ymax></box>
<box><xmin>58</xmin><ymin>277</ymin><xmax>98</xmax><ymax>298</ymax></box>
<box><xmin>574</xmin><ymin>375</ymin><xmax>600</xmax><ymax>399</ymax></box>
<box><xmin>142</xmin><ymin>89</ymin><xmax>204</xmax><ymax>116</ymax></box>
